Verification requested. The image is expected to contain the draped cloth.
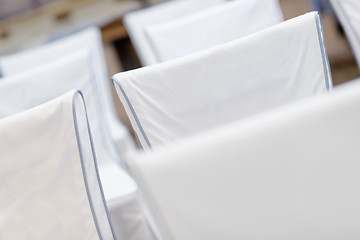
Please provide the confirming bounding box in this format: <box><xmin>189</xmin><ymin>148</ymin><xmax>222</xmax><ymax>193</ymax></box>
<box><xmin>0</xmin><ymin>51</ymin><xmax>151</xmax><ymax>240</ymax></box>
<box><xmin>131</xmin><ymin>79</ymin><xmax>360</xmax><ymax>240</ymax></box>
<box><xmin>145</xmin><ymin>0</ymin><xmax>283</xmax><ymax>62</ymax></box>
<box><xmin>0</xmin><ymin>91</ymin><xmax>115</xmax><ymax>240</ymax></box>
<box><xmin>124</xmin><ymin>0</ymin><xmax>227</xmax><ymax>66</ymax></box>
<box><xmin>113</xmin><ymin>12</ymin><xmax>332</xmax><ymax>151</ymax></box>
<box><xmin>0</xmin><ymin>27</ymin><xmax>130</xmax><ymax>161</ymax></box>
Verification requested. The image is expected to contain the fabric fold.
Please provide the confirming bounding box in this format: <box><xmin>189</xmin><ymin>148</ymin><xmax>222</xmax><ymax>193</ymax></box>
<box><xmin>145</xmin><ymin>0</ymin><xmax>283</xmax><ymax>62</ymax></box>
<box><xmin>0</xmin><ymin>91</ymin><xmax>115</xmax><ymax>240</ymax></box>
<box><xmin>113</xmin><ymin>12</ymin><xmax>332</xmax><ymax>150</ymax></box>
<box><xmin>131</xmin><ymin>79</ymin><xmax>360</xmax><ymax>240</ymax></box>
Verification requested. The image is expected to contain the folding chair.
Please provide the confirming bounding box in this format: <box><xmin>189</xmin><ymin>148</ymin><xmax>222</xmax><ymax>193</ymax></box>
<box><xmin>0</xmin><ymin>51</ymin><xmax>152</xmax><ymax>240</ymax></box>
<box><xmin>0</xmin><ymin>27</ymin><xmax>128</xmax><ymax>159</ymax></box>
<box><xmin>329</xmin><ymin>0</ymin><xmax>360</xmax><ymax>68</ymax></box>
<box><xmin>124</xmin><ymin>0</ymin><xmax>227</xmax><ymax>66</ymax></box>
<box><xmin>113</xmin><ymin>12</ymin><xmax>332</xmax><ymax>150</ymax></box>
<box><xmin>130</xmin><ymin>79</ymin><xmax>360</xmax><ymax>240</ymax></box>
<box><xmin>145</xmin><ymin>0</ymin><xmax>283</xmax><ymax>62</ymax></box>
<box><xmin>0</xmin><ymin>90</ymin><xmax>116</xmax><ymax>240</ymax></box>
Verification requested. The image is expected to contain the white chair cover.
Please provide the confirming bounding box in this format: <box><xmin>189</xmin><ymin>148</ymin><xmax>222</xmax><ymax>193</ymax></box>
<box><xmin>0</xmin><ymin>90</ymin><xmax>115</xmax><ymax>240</ymax></box>
<box><xmin>124</xmin><ymin>0</ymin><xmax>227</xmax><ymax>66</ymax></box>
<box><xmin>145</xmin><ymin>0</ymin><xmax>283</xmax><ymax>62</ymax></box>
<box><xmin>130</xmin><ymin>79</ymin><xmax>360</xmax><ymax>240</ymax></box>
<box><xmin>113</xmin><ymin>12</ymin><xmax>332</xmax><ymax>150</ymax></box>
<box><xmin>0</xmin><ymin>52</ymin><xmax>152</xmax><ymax>240</ymax></box>
<box><xmin>0</xmin><ymin>27</ymin><xmax>128</xmax><ymax>159</ymax></box>
<box><xmin>330</xmin><ymin>0</ymin><xmax>360</xmax><ymax>68</ymax></box>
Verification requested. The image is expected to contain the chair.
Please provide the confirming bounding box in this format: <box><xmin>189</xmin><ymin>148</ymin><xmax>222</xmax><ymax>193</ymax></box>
<box><xmin>0</xmin><ymin>90</ymin><xmax>116</xmax><ymax>240</ymax></box>
<box><xmin>112</xmin><ymin>12</ymin><xmax>332</xmax><ymax>150</ymax></box>
<box><xmin>144</xmin><ymin>0</ymin><xmax>283</xmax><ymax>62</ymax></box>
<box><xmin>0</xmin><ymin>51</ymin><xmax>152</xmax><ymax>240</ymax></box>
<box><xmin>0</xmin><ymin>27</ymin><xmax>128</xmax><ymax>159</ymax></box>
<box><xmin>329</xmin><ymin>0</ymin><xmax>360</xmax><ymax>68</ymax></box>
<box><xmin>130</xmin><ymin>79</ymin><xmax>360</xmax><ymax>240</ymax></box>
<box><xmin>124</xmin><ymin>0</ymin><xmax>227</xmax><ymax>66</ymax></box>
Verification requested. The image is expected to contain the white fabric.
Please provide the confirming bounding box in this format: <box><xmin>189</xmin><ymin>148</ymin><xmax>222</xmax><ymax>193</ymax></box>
<box><xmin>0</xmin><ymin>52</ymin><xmax>152</xmax><ymax>240</ymax></box>
<box><xmin>113</xmin><ymin>12</ymin><xmax>332</xmax><ymax>151</ymax></box>
<box><xmin>0</xmin><ymin>91</ymin><xmax>115</xmax><ymax>240</ymax></box>
<box><xmin>330</xmin><ymin>0</ymin><xmax>360</xmax><ymax>68</ymax></box>
<box><xmin>0</xmin><ymin>27</ymin><xmax>128</xmax><ymax>160</ymax></box>
<box><xmin>124</xmin><ymin>0</ymin><xmax>227</xmax><ymax>66</ymax></box>
<box><xmin>145</xmin><ymin>0</ymin><xmax>283</xmax><ymax>62</ymax></box>
<box><xmin>131</xmin><ymin>79</ymin><xmax>360</xmax><ymax>240</ymax></box>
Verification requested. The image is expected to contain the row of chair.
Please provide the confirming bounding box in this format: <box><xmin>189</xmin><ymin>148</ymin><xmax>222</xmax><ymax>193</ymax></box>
<box><xmin>1</xmin><ymin>0</ymin><xmax>360</xmax><ymax>239</ymax></box>
<box><xmin>122</xmin><ymin>1</ymin><xmax>360</xmax><ymax>238</ymax></box>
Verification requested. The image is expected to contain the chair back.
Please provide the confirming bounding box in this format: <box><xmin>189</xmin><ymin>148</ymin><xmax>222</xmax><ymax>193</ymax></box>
<box><xmin>0</xmin><ymin>50</ymin><xmax>138</xmax><ymax>202</ymax></box>
<box><xmin>0</xmin><ymin>90</ymin><xmax>116</xmax><ymax>240</ymax></box>
<box><xmin>124</xmin><ymin>0</ymin><xmax>227</xmax><ymax>66</ymax></box>
<box><xmin>0</xmin><ymin>27</ymin><xmax>127</xmax><ymax>155</ymax></box>
<box><xmin>145</xmin><ymin>0</ymin><xmax>283</xmax><ymax>62</ymax></box>
<box><xmin>131</xmin><ymin>80</ymin><xmax>360</xmax><ymax>240</ymax></box>
<box><xmin>113</xmin><ymin>12</ymin><xmax>332</xmax><ymax>150</ymax></box>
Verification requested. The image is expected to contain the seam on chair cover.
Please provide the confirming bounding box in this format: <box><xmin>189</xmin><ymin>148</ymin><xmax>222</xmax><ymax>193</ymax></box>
<box><xmin>112</xmin><ymin>78</ymin><xmax>152</xmax><ymax>149</ymax></box>
<box><xmin>72</xmin><ymin>90</ymin><xmax>117</xmax><ymax>240</ymax></box>
<box><xmin>78</xmin><ymin>90</ymin><xmax>119</xmax><ymax>240</ymax></box>
<box><xmin>134</xmin><ymin>130</ymin><xmax>144</xmax><ymax>149</ymax></box>
<box><xmin>314</xmin><ymin>12</ymin><xmax>332</xmax><ymax>90</ymax></box>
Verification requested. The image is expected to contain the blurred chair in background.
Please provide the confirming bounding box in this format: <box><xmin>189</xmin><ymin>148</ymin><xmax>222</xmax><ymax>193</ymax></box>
<box><xmin>144</xmin><ymin>0</ymin><xmax>283</xmax><ymax>62</ymax></box>
<box><xmin>0</xmin><ymin>50</ymin><xmax>152</xmax><ymax>239</ymax></box>
<box><xmin>0</xmin><ymin>27</ymin><xmax>128</xmax><ymax>158</ymax></box>
<box><xmin>124</xmin><ymin>0</ymin><xmax>228</xmax><ymax>66</ymax></box>
<box><xmin>330</xmin><ymin>0</ymin><xmax>360</xmax><ymax>70</ymax></box>
<box><xmin>112</xmin><ymin>12</ymin><xmax>332</xmax><ymax>151</ymax></box>
<box><xmin>130</xmin><ymin>79</ymin><xmax>360</xmax><ymax>240</ymax></box>
<box><xmin>0</xmin><ymin>90</ymin><xmax>116</xmax><ymax>240</ymax></box>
